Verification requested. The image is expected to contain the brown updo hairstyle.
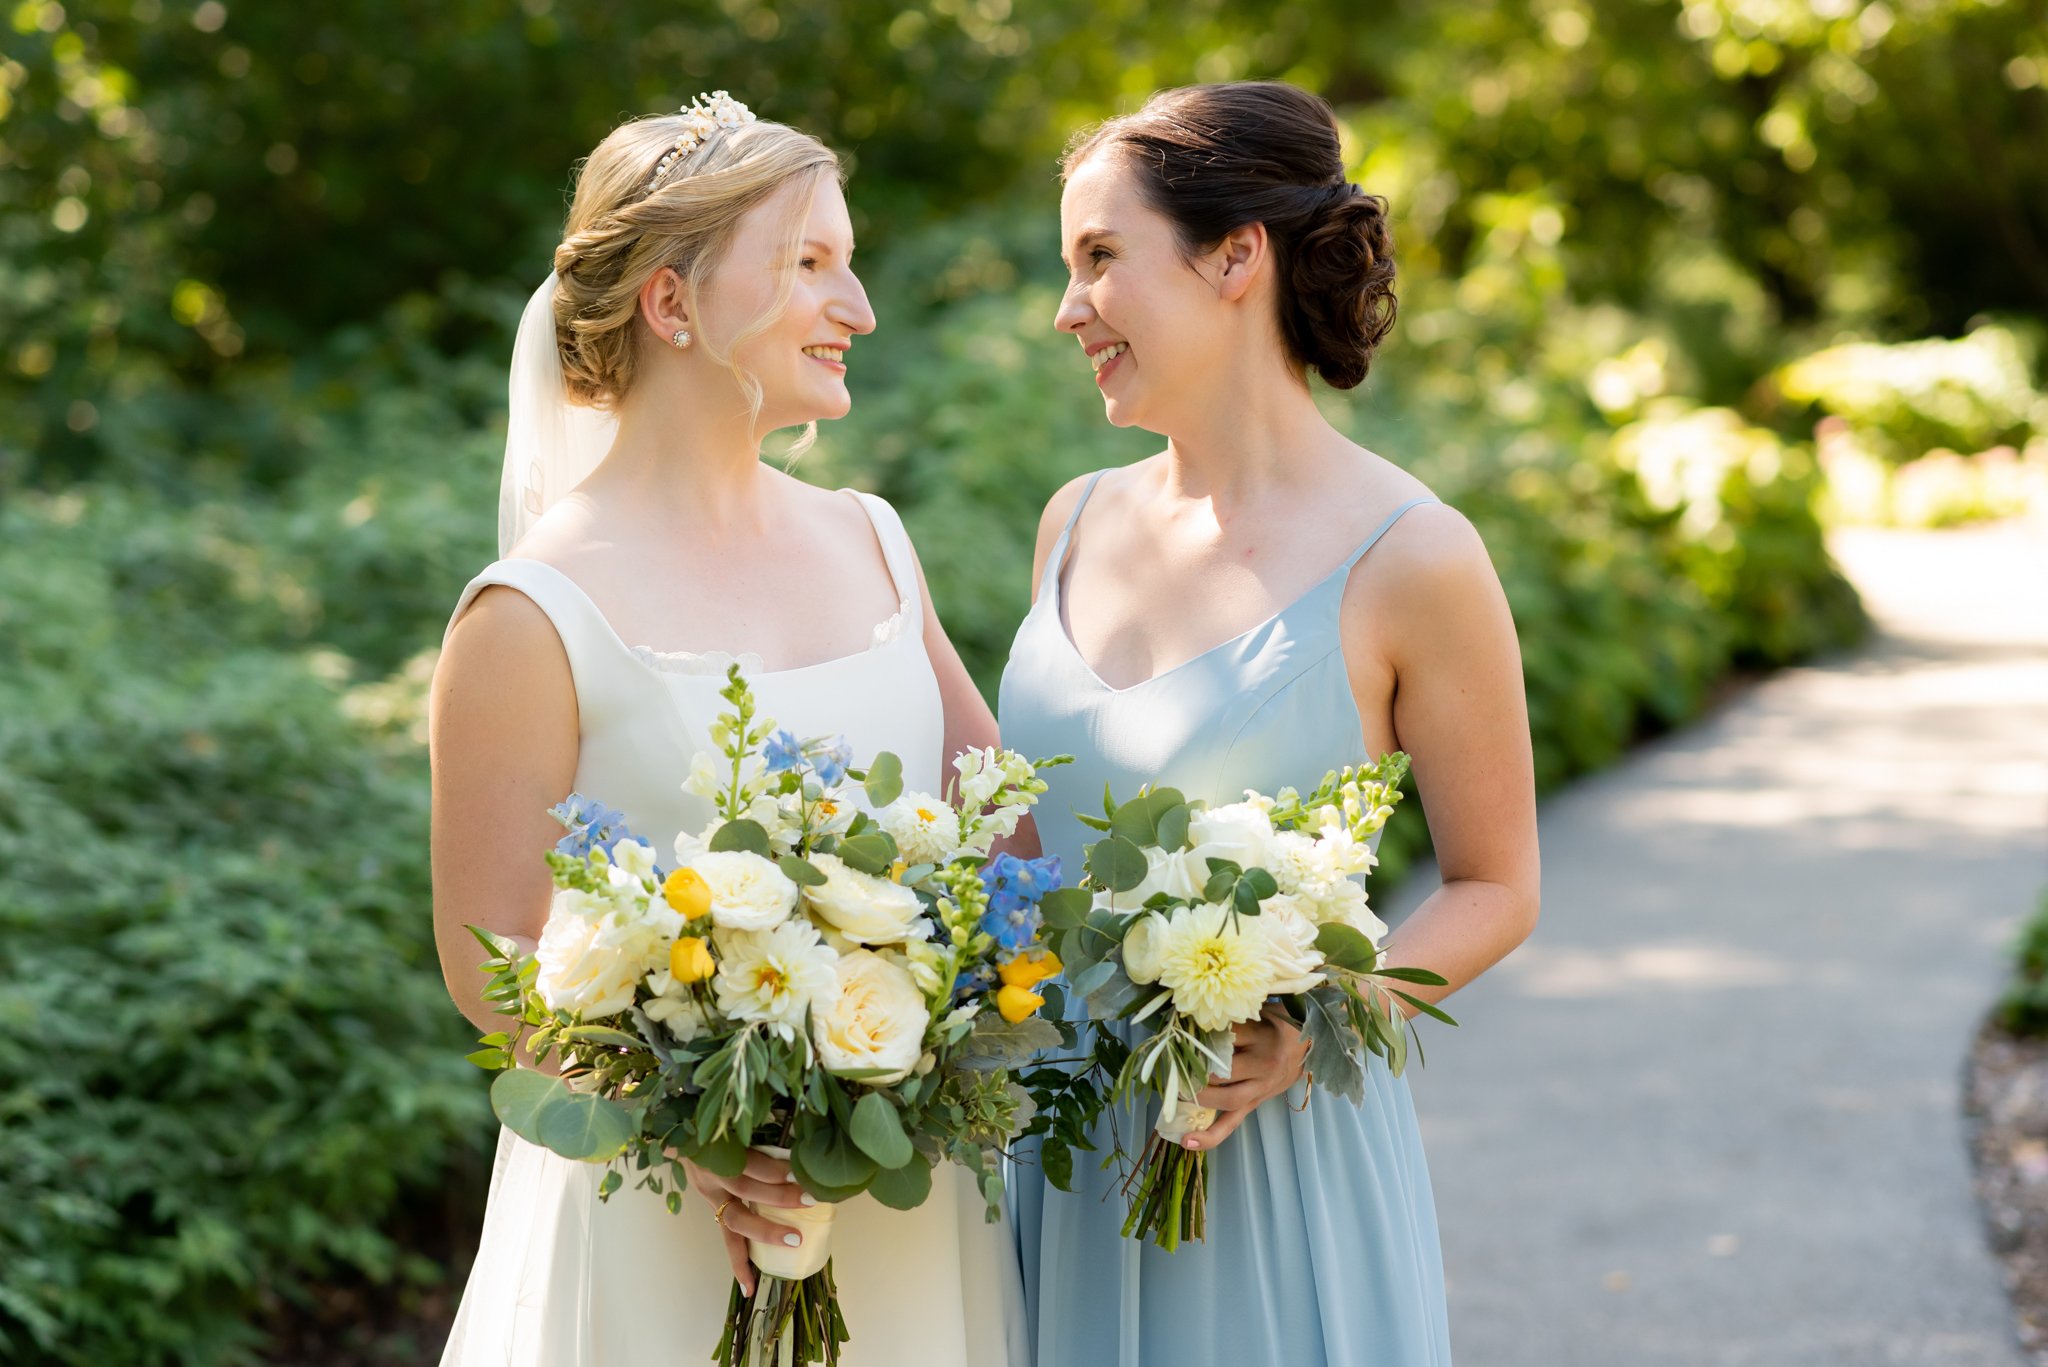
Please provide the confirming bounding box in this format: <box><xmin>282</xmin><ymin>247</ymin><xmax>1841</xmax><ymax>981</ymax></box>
<box><xmin>1064</xmin><ymin>81</ymin><xmax>1395</xmax><ymax>390</ymax></box>
<box><xmin>550</xmin><ymin>109</ymin><xmax>840</xmax><ymax>416</ymax></box>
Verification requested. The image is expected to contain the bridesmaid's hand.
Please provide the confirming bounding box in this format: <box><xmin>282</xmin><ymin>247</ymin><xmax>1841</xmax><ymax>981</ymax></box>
<box><xmin>1186</xmin><ymin>1002</ymin><xmax>1311</xmax><ymax>1151</ymax></box>
<box><xmin>677</xmin><ymin>1149</ymin><xmax>816</xmax><ymax>1296</ymax></box>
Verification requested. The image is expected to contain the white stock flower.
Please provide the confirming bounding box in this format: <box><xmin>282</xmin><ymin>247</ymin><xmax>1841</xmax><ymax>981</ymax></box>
<box><xmin>877</xmin><ymin>792</ymin><xmax>963</xmax><ymax>865</ymax></box>
<box><xmin>712</xmin><ymin>919</ymin><xmax>839</xmax><ymax>1041</ymax></box>
<box><xmin>804</xmin><ymin>852</ymin><xmax>927</xmax><ymax>946</ymax></box>
<box><xmin>1154</xmin><ymin>902</ymin><xmax>1278</xmax><ymax>1031</ymax></box>
<box><xmin>534</xmin><ymin>888</ymin><xmax>670</xmax><ymax>1018</ymax></box>
<box><xmin>689</xmin><ymin>850</ymin><xmax>799</xmax><ymax>931</ymax></box>
<box><xmin>811</xmin><ymin>949</ymin><xmax>930</xmax><ymax>1083</ymax></box>
<box><xmin>1121</xmin><ymin>912</ymin><xmax>1168</xmax><ymax>985</ymax></box>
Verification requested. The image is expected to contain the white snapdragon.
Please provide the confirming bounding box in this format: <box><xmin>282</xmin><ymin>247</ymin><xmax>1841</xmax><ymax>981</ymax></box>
<box><xmin>642</xmin><ymin>968</ymin><xmax>711</xmax><ymax>1044</ymax></box>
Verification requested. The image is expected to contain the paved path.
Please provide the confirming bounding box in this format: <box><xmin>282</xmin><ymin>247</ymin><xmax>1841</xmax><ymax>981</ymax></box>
<box><xmin>1396</xmin><ymin>521</ymin><xmax>2048</xmax><ymax>1365</ymax></box>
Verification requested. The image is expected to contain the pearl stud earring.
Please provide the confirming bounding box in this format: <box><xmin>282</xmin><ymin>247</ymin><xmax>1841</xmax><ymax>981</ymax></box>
<box><xmin>672</xmin><ymin>329</ymin><xmax>692</xmax><ymax>349</ymax></box>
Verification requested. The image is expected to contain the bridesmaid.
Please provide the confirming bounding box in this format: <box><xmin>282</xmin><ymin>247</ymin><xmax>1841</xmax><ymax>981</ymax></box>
<box><xmin>1000</xmin><ymin>82</ymin><xmax>1540</xmax><ymax>1365</ymax></box>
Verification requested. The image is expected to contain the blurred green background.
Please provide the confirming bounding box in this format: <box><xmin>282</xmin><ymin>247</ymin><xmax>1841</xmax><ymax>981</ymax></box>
<box><xmin>3</xmin><ymin>1</ymin><xmax>2045</xmax><ymax>1362</ymax></box>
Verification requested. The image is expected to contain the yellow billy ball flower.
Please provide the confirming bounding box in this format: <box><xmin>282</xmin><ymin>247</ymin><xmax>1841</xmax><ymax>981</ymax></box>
<box><xmin>996</xmin><ymin>983</ymin><xmax>1045</xmax><ymax>1023</ymax></box>
<box><xmin>664</xmin><ymin>867</ymin><xmax>713</xmax><ymax>919</ymax></box>
<box><xmin>998</xmin><ymin>952</ymin><xmax>1062</xmax><ymax>990</ymax></box>
<box><xmin>669</xmin><ymin>935</ymin><xmax>716</xmax><ymax>984</ymax></box>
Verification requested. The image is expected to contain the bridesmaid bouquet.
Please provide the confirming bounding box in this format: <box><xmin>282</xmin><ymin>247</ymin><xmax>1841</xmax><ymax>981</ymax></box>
<box><xmin>464</xmin><ymin>666</ymin><xmax>1071</xmax><ymax>1366</ymax></box>
<box><xmin>1029</xmin><ymin>756</ymin><xmax>1454</xmax><ymax>1251</ymax></box>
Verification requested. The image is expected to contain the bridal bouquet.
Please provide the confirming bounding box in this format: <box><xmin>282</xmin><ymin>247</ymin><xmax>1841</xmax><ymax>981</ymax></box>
<box><xmin>465</xmin><ymin>666</ymin><xmax>1070</xmax><ymax>1366</ymax></box>
<box><xmin>1029</xmin><ymin>756</ymin><xmax>1454</xmax><ymax>1250</ymax></box>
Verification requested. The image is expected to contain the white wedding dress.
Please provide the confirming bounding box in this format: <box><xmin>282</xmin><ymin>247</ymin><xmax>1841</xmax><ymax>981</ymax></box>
<box><xmin>436</xmin><ymin>489</ymin><xmax>1029</xmax><ymax>1367</ymax></box>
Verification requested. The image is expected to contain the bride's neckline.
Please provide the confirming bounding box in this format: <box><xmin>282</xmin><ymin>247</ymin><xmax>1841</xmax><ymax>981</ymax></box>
<box><xmin>493</xmin><ymin>489</ymin><xmax>917</xmax><ymax>680</ymax></box>
<box><xmin>498</xmin><ymin>556</ymin><xmax>913</xmax><ymax>680</ymax></box>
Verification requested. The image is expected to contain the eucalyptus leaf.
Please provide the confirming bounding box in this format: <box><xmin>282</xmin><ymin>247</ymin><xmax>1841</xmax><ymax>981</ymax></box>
<box><xmin>1153</xmin><ymin>802</ymin><xmax>1191</xmax><ymax>852</ymax></box>
<box><xmin>837</xmin><ymin>832</ymin><xmax>898</xmax><ymax>876</ymax></box>
<box><xmin>1085</xmin><ymin>836</ymin><xmax>1148</xmax><ymax>893</ymax></box>
<box><xmin>796</xmin><ymin>1124</ymin><xmax>879</xmax><ymax>1190</ymax></box>
<box><xmin>1069</xmin><ymin>959</ymin><xmax>1116</xmax><ymax>1000</ymax></box>
<box><xmin>708</xmin><ymin>819</ymin><xmax>771</xmax><ymax>856</ymax></box>
<box><xmin>490</xmin><ymin>1067</ymin><xmax>567</xmax><ymax>1146</ymax></box>
<box><xmin>850</xmin><ymin>1091</ymin><xmax>915</xmax><ymax>1169</ymax></box>
<box><xmin>864</xmin><ymin>751</ymin><xmax>904</xmax><ymax>809</ymax></box>
<box><xmin>779</xmin><ymin>855</ymin><xmax>828</xmax><ymax>887</ymax></box>
<box><xmin>1038</xmin><ymin>887</ymin><xmax>1090</xmax><ymax>931</ymax></box>
<box><xmin>866</xmin><ymin>1150</ymin><xmax>934</xmax><ymax>1210</ymax></box>
<box><xmin>534</xmin><ymin>1089</ymin><xmax>635</xmax><ymax>1161</ymax></box>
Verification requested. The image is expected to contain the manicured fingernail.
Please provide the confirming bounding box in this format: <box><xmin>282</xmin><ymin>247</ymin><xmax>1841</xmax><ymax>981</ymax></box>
<box><xmin>782</xmin><ymin>1232</ymin><xmax>802</xmax><ymax>1246</ymax></box>
<box><xmin>1184</xmin><ymin>1138</ymin><xmax>1200</xmax><ymax>1149</ymax></box>
<box><xmin>799</xmin><ymin>1192</ymin><xmax>817</xmax><ymax>1207</ymax></box>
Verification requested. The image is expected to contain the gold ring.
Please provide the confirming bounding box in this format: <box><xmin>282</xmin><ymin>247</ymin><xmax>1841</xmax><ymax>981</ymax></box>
<box><xmin>713</xmin><ymin>1196</ymin><xmax>737</xmax><ymax>1230</ymax></box>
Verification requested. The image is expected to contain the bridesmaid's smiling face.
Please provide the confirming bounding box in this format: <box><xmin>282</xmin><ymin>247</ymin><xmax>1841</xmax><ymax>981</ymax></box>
<box><xmin>1055</xmin><ymin>150</ymin><xmax>1239</xmax><ymax>434</ymax></box>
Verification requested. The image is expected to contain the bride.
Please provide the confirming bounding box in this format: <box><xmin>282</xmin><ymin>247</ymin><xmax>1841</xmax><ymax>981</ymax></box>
<box><xmin>428</xmin><ymin>96</ymin><xmax>1027</xmax><ymax>1366</ymax></box>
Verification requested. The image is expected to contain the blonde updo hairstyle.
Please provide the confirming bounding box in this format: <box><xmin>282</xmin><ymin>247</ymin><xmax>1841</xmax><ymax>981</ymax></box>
<box><xmin>550</xmin><ymin>109</ymin><xmax>842</xmax><ymax>429</ymax></box>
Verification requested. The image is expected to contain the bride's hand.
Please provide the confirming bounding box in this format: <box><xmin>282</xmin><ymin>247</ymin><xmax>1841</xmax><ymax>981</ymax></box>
<box><xmin>1186</xmin><ymin>1002</ymin><xmax>1311</xmax><ymax>1152</ymax></box>
<box><xmin>677</xmin><ymin>1149</ymin><xmax>816</xmax><ymax>1296</ymax></box>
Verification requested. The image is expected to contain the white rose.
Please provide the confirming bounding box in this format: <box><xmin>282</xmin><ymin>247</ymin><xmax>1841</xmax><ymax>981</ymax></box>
<box><xmin>1097</xmin><ymin>845</ymin><xmax>1205</xmax><ymax>911</ymax></box>
<box><xmin>811</xmin><ymin>950</ymin><xmax>931</xmax><ymax>1083</ymax></box>
<box><xmin>877</xmin><ymin>792</ymin><xmax>963</xmax><ymax>866</ymax></box>
<box><xmin>712</xmin><ymin>919</ymin><xmax>840</xmax><ymax>1041</ymax></box>
<box><xmin>1188</xmin><ymin>801</ymin><xmax>1276</xmax><ymax>873</ymax></box>
<box><xmin>534</xmin><ymin>888</ymin><xmax>666</xmax><ymax>1018</ymax></box>
<box><xmin>1259</xmin><ymin>894</ymin><xmax>1328</xmax><ymax>996</ymax></box>
<box><xmin>805</xmin><ymin>852</ymin><xmax>927</xmax><ymax>946</ymax></box>
<box><xmin>689</xmin><ymin>850</ymin><xmax>799</xmax><ymax>931</ymax></box>
<box><xmin>1121</xmin><ymin>912</ymin><xmax>1168</xmax><ymax>985</ymax></box>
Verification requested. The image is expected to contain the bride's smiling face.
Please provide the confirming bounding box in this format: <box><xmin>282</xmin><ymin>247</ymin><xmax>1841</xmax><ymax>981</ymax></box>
<box><xmin>694</xmin><ymin>175</ymin><xmax>874</xmax><ymax>431</ymax></box>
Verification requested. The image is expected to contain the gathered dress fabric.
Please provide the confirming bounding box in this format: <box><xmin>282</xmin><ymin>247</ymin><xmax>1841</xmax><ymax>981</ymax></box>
<box><xmin>437</xmin><ymin>491</ymin><xmax>1028</xmax><ymax>1367</ymax></box>
<box><xmin>996</xmin><ymin>472</ymin><xmax>1453</xmax><ymax>1367</ymax></box>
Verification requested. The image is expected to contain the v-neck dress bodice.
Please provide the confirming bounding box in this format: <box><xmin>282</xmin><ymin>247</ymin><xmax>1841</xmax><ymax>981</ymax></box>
<box><xmin>437</xmin><ymin>491</ymin><xmax>1028</xmax><ymax>1367</ymax></box>
<box><xmin>996</xmin><ymin>472</ymin><xmax>1452</xmax><ymax>1367</ymax></box>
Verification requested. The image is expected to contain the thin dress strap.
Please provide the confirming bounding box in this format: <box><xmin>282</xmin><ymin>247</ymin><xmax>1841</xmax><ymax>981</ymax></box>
<box><xmin>845</xmin><ymin>490</ymin><xmax>921</xmax><ymax>623</ymax></box>
<box><xmin>1041</xmin><ymin>470</ymin><xmax>1110</xmax><ymax>598</ymax></box>
<box><xmin>1337</xmin><ymin>495</ymin><xmax>1439</xmax><ymax>573</ymax></box>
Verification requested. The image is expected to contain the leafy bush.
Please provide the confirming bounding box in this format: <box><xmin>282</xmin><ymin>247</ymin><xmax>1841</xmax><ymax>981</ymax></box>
<box><xmin>1998</xmin><ymin>891</ymin><xmax>2048</xmax><ymax>1038</ymax></box>
<box><xmin>0</xmin><ymin>489</ymin><xmax>490</xmax><ymax>1366</ymax></box>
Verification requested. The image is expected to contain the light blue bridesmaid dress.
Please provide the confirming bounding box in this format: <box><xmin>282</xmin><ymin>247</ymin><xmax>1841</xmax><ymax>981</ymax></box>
<box><xmin>998</xmin><ymin>472</ymin><xmax>1453</xmax><ymax>1367</ymax></box>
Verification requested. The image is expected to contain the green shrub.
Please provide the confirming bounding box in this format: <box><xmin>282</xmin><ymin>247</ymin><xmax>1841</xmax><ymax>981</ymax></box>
<box><xmin>2000</xmin><ymin>892</ymin><xmax>2048</xmax><ymax>1038</ymax></box>
<box><xmin>0</xmin><ymin>491</ymin><xmax>490</xmax><ymax>1367</ymax></box>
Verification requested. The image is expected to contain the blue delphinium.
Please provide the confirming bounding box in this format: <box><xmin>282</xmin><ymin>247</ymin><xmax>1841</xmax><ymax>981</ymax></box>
<box><xmin>811</xmin><ymin>736</ymin><xmax>854</xmax><ymax>788</ymax></box>
<box><xmin>978</xmin><ymin>852</ymin><xmax>1063</xmax><ymax>953</ymax></box>
<box><xmin>762</xmin><ymin>729</ymin><xmax>805</xmax><ymax>774</ymax></box>
<box><xmin>549</xmin><ymin>792</ymin><xmax>633</xmax><ymax>859</ymax></box>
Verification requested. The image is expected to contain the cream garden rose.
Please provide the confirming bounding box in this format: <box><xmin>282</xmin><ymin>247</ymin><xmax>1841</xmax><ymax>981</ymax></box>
<box><xmin>804</xmin><ymin>852</ymin><xmax>926</xmax><ymax>946</ymax></box>
<box><xmin>811</xmin><ymin>949</ymin><xmax>930</xmax><ymax>1083</ymax></box>
<box><xmin>687</xmin><ymin>850</ymin><xmax>800</xmax><ymax>932</ymax></box>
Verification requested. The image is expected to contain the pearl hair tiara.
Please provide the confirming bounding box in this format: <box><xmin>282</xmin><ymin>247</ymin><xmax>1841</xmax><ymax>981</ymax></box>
<box><xmin>645</xmin><ymin>91</ymin><xmax>757</xmax><ymax>192</ymax></box>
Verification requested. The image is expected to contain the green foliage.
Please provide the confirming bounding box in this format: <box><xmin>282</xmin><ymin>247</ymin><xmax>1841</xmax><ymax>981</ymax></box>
<box><xmin>1999</xmin><ymin>890</ymin><xmax>2048</xmax><ymax>1038</ymax></box>
<box><xmin>0</xmin><ymin>490</ymin><xmax>490</xmax><ymax>1365</ymax></box>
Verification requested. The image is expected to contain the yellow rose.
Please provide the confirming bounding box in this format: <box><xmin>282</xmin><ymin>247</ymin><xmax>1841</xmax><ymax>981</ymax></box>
<box><xmin>669</xmin><ymin>935</ymin><xmax>715</xmax><ymax>984</ymax></box>
<box><xmin>997</xmin><ymin>952</ymin><xmax>1062</xmax><ymax>990</ymax></box>
<box><xmin>996</xmin><ymin>983</ymin><xmax>1045</xmax><ymax>1023</ymax></box>
<box><xmin>664</xmin><ymin>868</ymin><xmax>713</xmax><ymax>919</ymax></box>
